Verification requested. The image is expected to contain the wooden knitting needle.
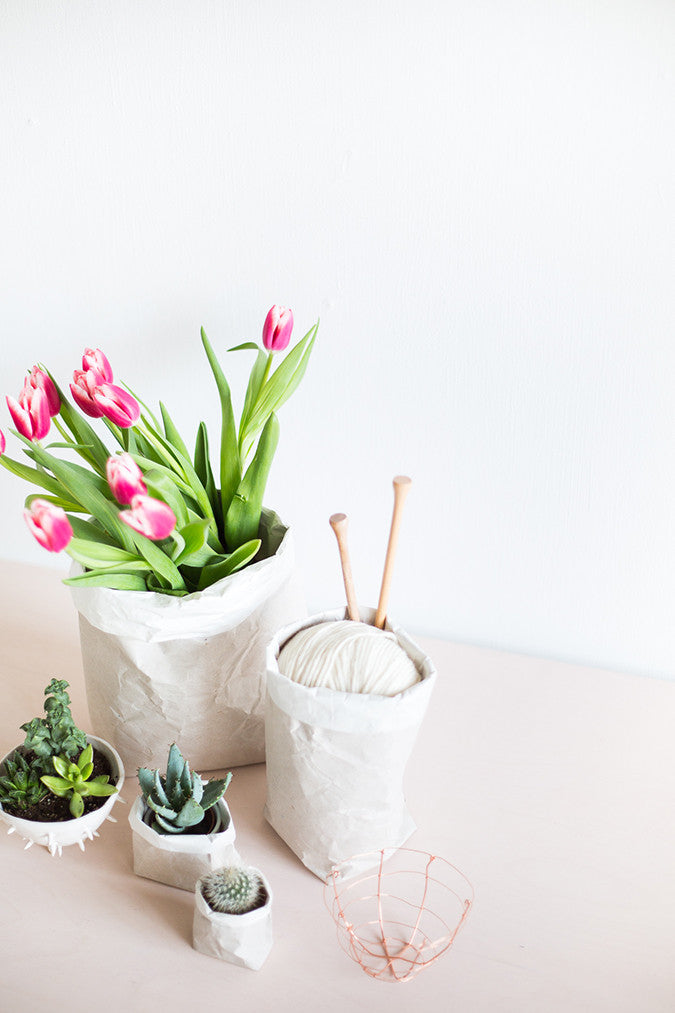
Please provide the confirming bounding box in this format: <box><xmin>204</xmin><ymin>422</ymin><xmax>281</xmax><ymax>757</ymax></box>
<box><xmin>329</xmin><ymin>513</ymin><xmax>360</xmax><ymax>622</ymax></box>
<box><xmin>374</xmin><ymin>476</ymin><xmax>412</xmax><ymax>629</ymax></box>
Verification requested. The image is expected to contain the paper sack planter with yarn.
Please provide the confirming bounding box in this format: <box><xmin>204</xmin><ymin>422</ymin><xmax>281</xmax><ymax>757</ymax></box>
<box><xmin>264</xmin><ymin>606</ymin><xmax>436</xmax><ymax>881</ymax></box>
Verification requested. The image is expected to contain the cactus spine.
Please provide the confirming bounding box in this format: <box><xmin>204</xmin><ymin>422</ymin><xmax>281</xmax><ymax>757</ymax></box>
<box><xmin>201</xmin><ymin>866</ymin><xmax>265</xmax><ymax>915</ymax></box>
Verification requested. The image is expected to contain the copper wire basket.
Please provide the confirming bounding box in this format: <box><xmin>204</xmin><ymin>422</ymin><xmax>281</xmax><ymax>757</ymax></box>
<box><xmin>324</xmin><ymin>848</ymin><xmax>473</xmax><ymax>983</ymax></box>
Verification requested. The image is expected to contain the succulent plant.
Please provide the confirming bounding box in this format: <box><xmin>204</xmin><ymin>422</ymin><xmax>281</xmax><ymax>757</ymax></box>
<box><xmin>40</xmin><ymin>743</ymin><xmax>118</xmax><ymax>818</ymax></box>
<box><xmin>138</xmin><ymin>743</ymin><xmax>232</xmax><ymax>834</ymax></box>
<box><xmin>201</xmin><ymin>865</ymin><xmax>266</xmax><ymax>915</ymax></box>
<box><xmin>21</xmin><ymin>679</ymin><xmax>87</xmax><ymax>773</ymax></box>
<box><xmin>0</xmin><ymin>750</ymin><xmax>48</xmax><ymax>811</ymax></box>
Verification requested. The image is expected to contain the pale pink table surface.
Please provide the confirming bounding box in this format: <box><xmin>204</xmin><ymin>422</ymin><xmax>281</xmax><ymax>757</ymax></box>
<box><xmin>1</xmin><ymin>560</ymin><xmax>673</xmax><ymax>1012</ymax></box>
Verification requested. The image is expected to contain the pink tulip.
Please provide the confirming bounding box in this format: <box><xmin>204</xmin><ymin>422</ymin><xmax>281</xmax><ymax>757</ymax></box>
<box><xmin>24</xmin><ymin>498</ymin><xmax>73</xmax><ymax>553</ymax></box>
<box><xmin>262</xmin><ymin>305</ymin><xmax>294</xmax><ymax>352</ymax></box>
<box><xmin>82</xmin><ymin>347</ymin><xmax>113</xmax><ymax>383</ymax></box>
<box><xmin>106</xmin><ymin>453</ymin><xmax>147</xmax><ymax>505</ymax></box>
<box><xmin>0</xmin><ymin>428</ymin><xmax>5</xmax><ymax>455</ymax></box>
<box><xmin>25</xmin><ymin>366</ymin><xmax>60</xmax><ymax>417</ymax></box>
<box><xmin>92</xmin><ymin>383</ymin><xmax>140</xmax><ymax>428</ymax></box>
<box><xmin>119</xmin><ymin>494</ymin><xmax>176</xmax><ymax>540</ymax></box>
<box><xmin>6</xmin><ymin>386</ymin><xmax>51</xmax><ymax>441</ymax></box>
<box><xmin>70</xmin><ymin>369</ymin><xmax>104</xmax><ymax>418</ymax></box>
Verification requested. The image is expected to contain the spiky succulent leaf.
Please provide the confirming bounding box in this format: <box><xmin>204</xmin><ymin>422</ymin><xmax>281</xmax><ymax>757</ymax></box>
<box><xmin>137</xmin><ymin>766</ymin><xmax>155</xmax><ymax>798</ymax></box>
<box><xmin>180</xmin><ymin>758</ymin><xmax>192</xmax><ymax>798</ymax></box>
<box><xmin>153</xmin><ymin>770</ymin><xmax>169</xmax><ymax>807</ymax></box>
<box><xmin>145</xmin><ymin>795</ymin><xmax>179</xmax><ymax>819</ymax></box>
<box><xmin>153</xmin><ymin>812</ymin><xmax>186</xmax><ymax>833</ymax></box>
<box><xmin>165</xmin><ymin>744</ymin><xmax>184</xmax><ymax>792</ymax></box>
<box><xmin>191</xmin><ymin>771</ymin><xmax>204</xmax><ymax>805</ymax></box>
<box><xmin>201</xmin><ymin>772</ymin><xmax>232</xmax><ymax>811</ymax></box>
<box><xmin>174</xmin><ymin>797</ymin><xmax>204</xmax><ymax>828</ymax></box>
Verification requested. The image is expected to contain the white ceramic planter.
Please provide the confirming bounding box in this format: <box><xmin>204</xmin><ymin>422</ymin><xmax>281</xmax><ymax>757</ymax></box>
<box><xmin>193</xmin><ymin>869</ymin><xmax>273</xmax><ymax>970</ymax></box>
<box><xmin>129</xmin><ymin>795</ymin><xmax>239</xmax><ymax>891</ymax></box>
<box><xmin>0</xmin><ymin>735</ymin><xmax>125</xmax><ymax>857</ymax></box>
<box><xmin>70</xmin><ymin>510</ymin><xmax>305</xmax><ymax>771</ymax></box>
<box><xmin>264</xmin><ymin>606</ymin><xmax>437</xmax><ymax>881</ymax></box>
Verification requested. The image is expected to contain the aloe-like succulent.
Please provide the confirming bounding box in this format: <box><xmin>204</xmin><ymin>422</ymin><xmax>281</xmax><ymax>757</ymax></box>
<box><xmin>201</xmin><ymin>865</ymin><xmax>266</xmax><ymax>915</ymax></box>
<box><xmin>21</xmin><ymin>679</ymin><xmax>87</xmax><ymax>773</ymax></box>
<box><xmin>41</xmin><ymin>743</ymin><xmax>118</xmax><ymax>818</ymax></box>
<box><xmin>138</xmin><ymin>743</ymin><xmax>232</xmax><ymax>834</ymax></box>
<box><xmin>0</xmin><ymin>750</ymin><xmax>48</xmax><ymax>811</ymax></box>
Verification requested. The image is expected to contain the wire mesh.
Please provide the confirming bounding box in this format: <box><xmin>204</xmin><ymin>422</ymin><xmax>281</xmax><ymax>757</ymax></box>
<box><xmin>324</xmin><ymin>847</ymin><xmax>473</xmax><ymax>983</ymax></box>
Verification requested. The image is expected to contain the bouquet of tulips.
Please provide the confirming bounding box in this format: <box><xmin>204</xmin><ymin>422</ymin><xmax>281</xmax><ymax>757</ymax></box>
<box><xmin>0</xmin><ymin>306</ymin><xmax>317</xmax><ymax>596</ymax></box>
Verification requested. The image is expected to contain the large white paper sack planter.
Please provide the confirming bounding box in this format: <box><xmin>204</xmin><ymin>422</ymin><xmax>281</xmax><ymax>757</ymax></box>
<box><xmin>264</xmin><ymin>607</ymin><xmax>436</xmax><ymax>881</ymax></box>
<box><xmin>129</xmin><ymin>796</ymin><xmax>239</xmax><ymax>891</ymax></box>
<box><xmin>193</xmin><ymin>870</ymin><xmax>273</xmax><ymax>970</ymax></box>
<box><xmin>70</xmin><ymin>510</ymin><xmax>305</xmax><ymax>771</ymax></box>
<box><xmin>0</xmin><ymin>735</ymin><xmax>124</xmax><ymax>857</ymax></box>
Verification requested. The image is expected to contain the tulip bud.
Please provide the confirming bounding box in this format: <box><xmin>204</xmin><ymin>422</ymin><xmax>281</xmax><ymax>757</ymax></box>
<box><xmin>6</xmin><ymin>386</ymin><xmax>51</xmax><ymax>441</ymax></box>
<box><xmin>70</xmin><ymin>369</ymin><xmax>104</xmax><ymax>418</ymax></box>
<box><xmin>24</xmin><ymin>498</ymin><xmax>73</xmax><ymax>553</ymax></box>
<box><xmin>119</xmin><ymin>494</ymin><xmax>176</xmax><ymax>540</ymax></box>
<box><xmin>82</xmin><ymin>347</ymin><xmax>113</xmax><ymax>383</ymax></box>
<box><xmin>25</xmin><ymin>366</ymin><xmax>60</xmax><ymax>417</ymax></box>
<box><xmin>262</xmin><ymin>305</ymin><xmax>294</xmax><ymax>352</ymax></box>
<box><xmin>0</xmin><ymin>428</ymin><xmax>5</xmax><ymax>455</ymax></box>
<box><xmin>93</xmin><ymin>383</ymin><xmax>140</xmax><ymax>428</ymax></box>
<box><xmin>106</xmin><ymin>453</ymin><xmax>147</xmax><ymax>505</ymax></box>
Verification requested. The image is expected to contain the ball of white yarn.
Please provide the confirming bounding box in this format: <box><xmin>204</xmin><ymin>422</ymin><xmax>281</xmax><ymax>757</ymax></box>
<box><xmin>278</xmin><ymin>620</ymin><xmax>420</xmax><ymax>696</ymax></box>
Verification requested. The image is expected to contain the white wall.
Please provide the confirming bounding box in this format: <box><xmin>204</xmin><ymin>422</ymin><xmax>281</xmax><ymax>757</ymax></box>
<box><xmin>1</xmin><ymin>2</ymin><xmax>673</xmax><ymax>678</ymax></box>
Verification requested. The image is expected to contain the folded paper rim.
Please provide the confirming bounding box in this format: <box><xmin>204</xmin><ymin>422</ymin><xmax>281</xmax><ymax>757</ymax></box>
<box><xmin>129</xmin><ymin>795</ymin><xmax>236</xmax><ymax>854</ymax></box>
<box><xmin>69</xmin><ymin>508</ymin><xmax>294</xmax><ymax>641</ymax></box>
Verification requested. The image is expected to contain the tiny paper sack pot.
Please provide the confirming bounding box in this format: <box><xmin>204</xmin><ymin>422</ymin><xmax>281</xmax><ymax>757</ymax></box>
<box><xmin>129</xmin><ymin>796</ymin><xmax>239</xmax><ymax>891</ymax></box>
<box><xmin>0</xmin><ymin>735</ymin><xmax>125</xmax><ymax>857</ymax></box>
<box><xmin>193</xmin><ymin>869</ymin><xmax>273</xmax><ymax>970</ymax></box>
<box><xmin>264</xmin><ymin>606</ymin><xmax>436</xmax><ymax>881</ymax></box>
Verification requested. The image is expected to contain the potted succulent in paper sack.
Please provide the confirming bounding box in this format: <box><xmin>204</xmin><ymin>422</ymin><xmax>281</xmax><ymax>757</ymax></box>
<box><xmin>129</xmin><ymin>743</ymin><xmax>239</xmax><ymax>891</ymax></box>
<box><xmin>0</xmin><ymin>306</ymin><xmax>317</xmax><ymax>770</ymax></box>
<box><xmin>0</xmin><ymin>679</ymin><xmax>124</xmax><ymax>856</ymax></box>
<box><xmin>193</xmin><ymin>864</ymin><xmax>273</xmax><ymax>970</ymax></box>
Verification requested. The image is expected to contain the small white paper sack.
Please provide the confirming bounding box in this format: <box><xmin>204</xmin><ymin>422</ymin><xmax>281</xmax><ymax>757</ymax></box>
<box><xmin>70</xmin><ymin>511</ymin><xmax>305</xmax><ymax>771</ymax></box>
<box><xmin>264</xmin><ymin>607</ymin><xmax>437</xmax><ymax>881</ymax></box>
<box><xmin>129</xmin><ymin>796</ymin><xmax>239</xmax><ymax>892</ymax></box>
<box><xmin>193</xmin><ymin>872</ymin><xmax>273</xmax><ymax>970</ymax></box>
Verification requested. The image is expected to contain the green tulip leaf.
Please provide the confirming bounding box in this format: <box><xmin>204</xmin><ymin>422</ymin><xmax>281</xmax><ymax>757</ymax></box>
<box><xmin>63</xmin><ymin>571</ymin><xmax>149</xmax><ymax>591</ymax></box>
<box><xmin>224</xmin><ymin>413</ymin><xmax>279</xmax><ymax>549</ymax></box>
<box><xmin>197</xmin><ymin>538</ymin><xmax>261</xmax><ymax>590</ymax></box>
<box><xmin>227</xmin><ymin>341</ymin><xmax>260</xmax><ymax>352</ymax></box>
<box><xmin>200</xmin><ymin>327</ymin><xmax>241</xmax><ymax>521</ymax></box>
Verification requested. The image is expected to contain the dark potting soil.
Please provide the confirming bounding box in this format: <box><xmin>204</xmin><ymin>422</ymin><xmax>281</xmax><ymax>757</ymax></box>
<box><xmin>2</xmin><ymin>747</ymin><xmax>116</xmax><ymax>823</ymax></box>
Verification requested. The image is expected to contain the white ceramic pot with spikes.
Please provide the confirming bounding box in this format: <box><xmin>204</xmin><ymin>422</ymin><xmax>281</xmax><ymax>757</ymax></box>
<box><xmin>0</xmin><ymin>735</ymin><xmax>125</xmax><ymax>857</ymax></box>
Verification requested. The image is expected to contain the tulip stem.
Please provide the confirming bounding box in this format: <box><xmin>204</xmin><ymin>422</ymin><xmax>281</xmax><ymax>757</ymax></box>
<box><xmin>374</xmin><ymin>476</ymin><xmax>412</xmax><ymax>629</ymax></box>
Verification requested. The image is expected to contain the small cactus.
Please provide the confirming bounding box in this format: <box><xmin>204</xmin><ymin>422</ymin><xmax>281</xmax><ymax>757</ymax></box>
<box><xmin>201</xmin><ymin>865</ymin><xmax>266</xmax><ymax>915</ymax></box>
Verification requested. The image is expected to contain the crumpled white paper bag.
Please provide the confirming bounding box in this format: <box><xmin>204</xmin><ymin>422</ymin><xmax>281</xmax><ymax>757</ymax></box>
<box><xmin>264</xmin><ymin>607</ymin><xmax>437</xmax><ymax>881</ymax></box>
<box><xmin>70</xmin><ymin>510</ymin><xmax>305</xmax><ymax>771</ymax></box>
<box><xmin>129</xmin><ymin>796</ymin><xmax>239</xmax><ymax>891</ymax></box>
<box><xmin>193</xmin><ymin>872</ymin><xmax>273</xmax><ymax>970</ymax></box>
